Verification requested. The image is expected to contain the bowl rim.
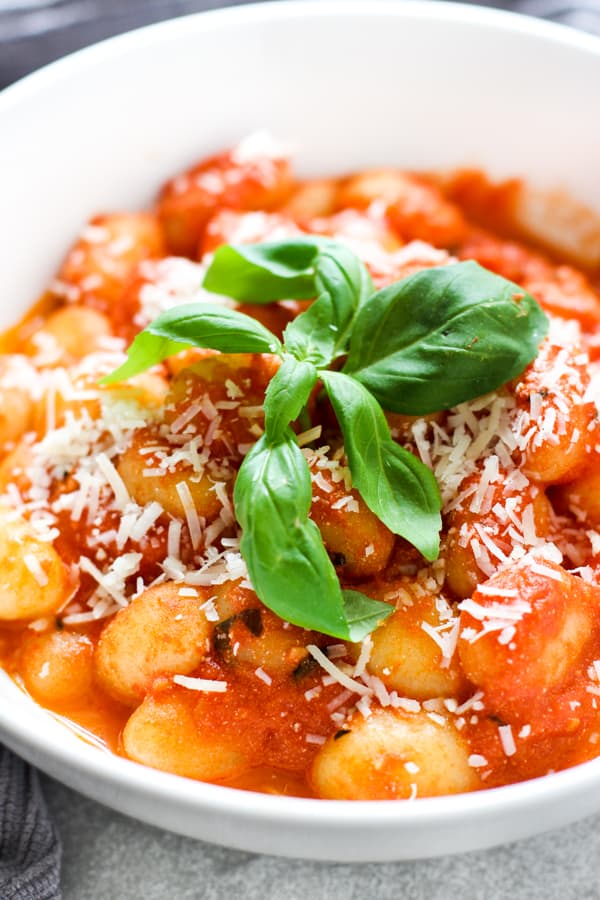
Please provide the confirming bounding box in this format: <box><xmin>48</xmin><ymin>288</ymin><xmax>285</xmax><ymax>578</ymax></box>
<box><xmin>1</xmin><ymin>0</ymin><xmax>600</xmax><ymax>846</ymax></box>
<box><xmin>3</xmin><ymin>666</ymin><xmax>600</xmax><ymax>828</ymax></box>
<box><xmin>2</xmin><ymin>0</ymin><xmax>600</xmax><ymax>110</ymax></box>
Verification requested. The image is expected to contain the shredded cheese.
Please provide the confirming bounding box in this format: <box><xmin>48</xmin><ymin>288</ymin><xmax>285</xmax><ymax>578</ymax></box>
<box><xmin>306</xmin><ymin>644</ymin><xmax>371</xmax><ymax>696</ymax></box>
<box><xmin>173</xmin><ymin>675</ymin><xmax>227</xmax><ymax>692</ymax></box>
<box><xmin>175</xmin><ymin>481</ymin><xmax>202</xmax><ymax>550</ymax></box>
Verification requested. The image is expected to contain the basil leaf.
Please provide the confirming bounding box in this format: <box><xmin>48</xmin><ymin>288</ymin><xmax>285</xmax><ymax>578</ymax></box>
<box><xmin>101</xmin><ymin>332</ymin><xmax>191</xmax><ymax>384</ymax></box>
<box><xmin>283</xmin><ymin>246</ymin><xmax>374</xmax><ymax>365</ymax></box>
<box><xmin>264</xmin><ymin>357</ymin><xmax>318</xmax><ymax>442</ymax></box>
<box><xmin>344</xmin><ymin>261</ymin><xmax>549</xmax><ymax>415</ymax></box>
<box><xmin>234</xmin><ymin>431</ymin><xmax>392</xmax><ymax>640</ymax></box>
<box><xmin>342</xmin><ymin>590</ymin><xmax>396</xmax><ymax>641</ymax></box>
<box><xmin>282</xmin><ymin>292</ymin><xmax>338</xmax><ymax>366</ymax></box>
<box><xmin>146</xmin><ymin>302</ymin><xmax>282</xmax><ymax>352</ymax></box>
<box><xmin>102</xmin><ymin>303</ymin><xmax>282</xmax><ymax>384</ymax></box>
<box><xmin>321</xmin><ymin>370</ymin><xmax>442</xmax><ymax>561</ymax></box>
<box><xmin>314</xmin><ymin>244</ymin><xmax>373</xmax><ymax>349</ymax></box>
<box><xmin>203</xmin><ymin>239</ymin><xmax>325</xmax><ymax>302</ymax></box>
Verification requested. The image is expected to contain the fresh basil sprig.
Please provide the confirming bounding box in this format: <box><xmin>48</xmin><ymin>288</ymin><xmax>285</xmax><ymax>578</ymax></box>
<box><xmin>103</xmin><ymin>239</ymin><xmax>548</xmax><ymax>640</ymax></box>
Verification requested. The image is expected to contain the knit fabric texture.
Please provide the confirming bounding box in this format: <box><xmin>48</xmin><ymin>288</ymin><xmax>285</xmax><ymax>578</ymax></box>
<box><xmin>0</xmin><ymin>747</ymin><xmax>61</xmax><ymax>900</ymax></box>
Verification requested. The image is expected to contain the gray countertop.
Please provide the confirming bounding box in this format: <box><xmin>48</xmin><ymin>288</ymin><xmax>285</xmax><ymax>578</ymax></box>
<box><xmin>42</xmin><ymin>774</ymin><xmax>600</xmax><ymax>899</ymax></box>
<box><xmin>4</xmin><ymin>1</ymin><xmax>600</xmax><ymax>896</ymax></box>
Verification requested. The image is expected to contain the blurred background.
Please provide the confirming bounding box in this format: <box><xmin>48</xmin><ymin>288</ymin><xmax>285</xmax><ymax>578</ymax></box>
<box><xmin>1</xmin><ymin>0</ymin><xmax>600</xmax><ymax>90</ymax></box>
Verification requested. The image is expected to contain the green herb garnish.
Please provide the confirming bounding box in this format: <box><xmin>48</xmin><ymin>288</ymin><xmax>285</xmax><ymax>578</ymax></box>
<box><xmin>103</xmin><ymin>238</ymin><xmax>548</xmax><ymax>640</ymax></box>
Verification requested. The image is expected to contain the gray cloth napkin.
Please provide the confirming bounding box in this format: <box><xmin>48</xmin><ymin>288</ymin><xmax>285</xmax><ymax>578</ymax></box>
<box><xmin>0</xmin><ymin>0</ymin><xmax>599</xmax><ymax>897</ymax></box>
<box><xmin>0</xmin><ymin>747</ymin><xmax>61</xmax><ymax>900</ymax></box>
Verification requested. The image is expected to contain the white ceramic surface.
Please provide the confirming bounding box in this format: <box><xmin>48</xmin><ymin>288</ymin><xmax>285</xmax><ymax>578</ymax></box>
<box><xmin>0</xmin><ymin>0</ymin><xmax>600</xmax><ymax>862</ymax></box>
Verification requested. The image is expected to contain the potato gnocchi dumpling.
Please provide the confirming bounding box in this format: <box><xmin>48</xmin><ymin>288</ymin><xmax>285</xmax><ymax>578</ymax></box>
<box><xmin>310</xmin><ymin>708</ymin><xmax>480</xmax><ymax>800</ymax></box>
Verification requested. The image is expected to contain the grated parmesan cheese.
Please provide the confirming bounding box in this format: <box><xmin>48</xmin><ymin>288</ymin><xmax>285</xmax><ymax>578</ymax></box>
<box><xmin>468</xmin><ymin>754</ymin><xmax>488</xmax><ymax>768</ymax></box>
<box><xmin>23</xmin><ymin>554</ymin><xmax>48</xmax><ymax>587</ymax></box>
<box><xmin>307</xmin><ymin>644</ymin><xmax>371</xmax><ymax>696</ymax></box>
<box><xmin>175</xmin><ymin>481</ymin><xmax>202</xmax><ymax>550</ymax></box>
<box><xmin>498</xmin><ymin>724</ymin><xmax>517</xmax><ymax>757</ymax></box>
<box><xmin>254</xmin><ymin>667</ymin><xmax>273</xmax><ymax>686</ymax></box>
<box><xmin>173</xmin><ymin>675</ymin><xmax>227</xmax><ymax>692</ymax></box>
<box><xmin>96</xmin><ymin>452</ymin><xmax>131</xmax><ymax>509</ymax></box>
<box><xmin>305</xmin><ymin>733</ymin><xmax>327</xmax><ymax>745</ymax></box>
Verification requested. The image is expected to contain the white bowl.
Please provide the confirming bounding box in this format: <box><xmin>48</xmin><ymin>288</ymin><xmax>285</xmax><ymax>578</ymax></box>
<box><xmin>1</xmin><ymin>0</ymin><xmax>600</xmax><ymax>862</ymax></box>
